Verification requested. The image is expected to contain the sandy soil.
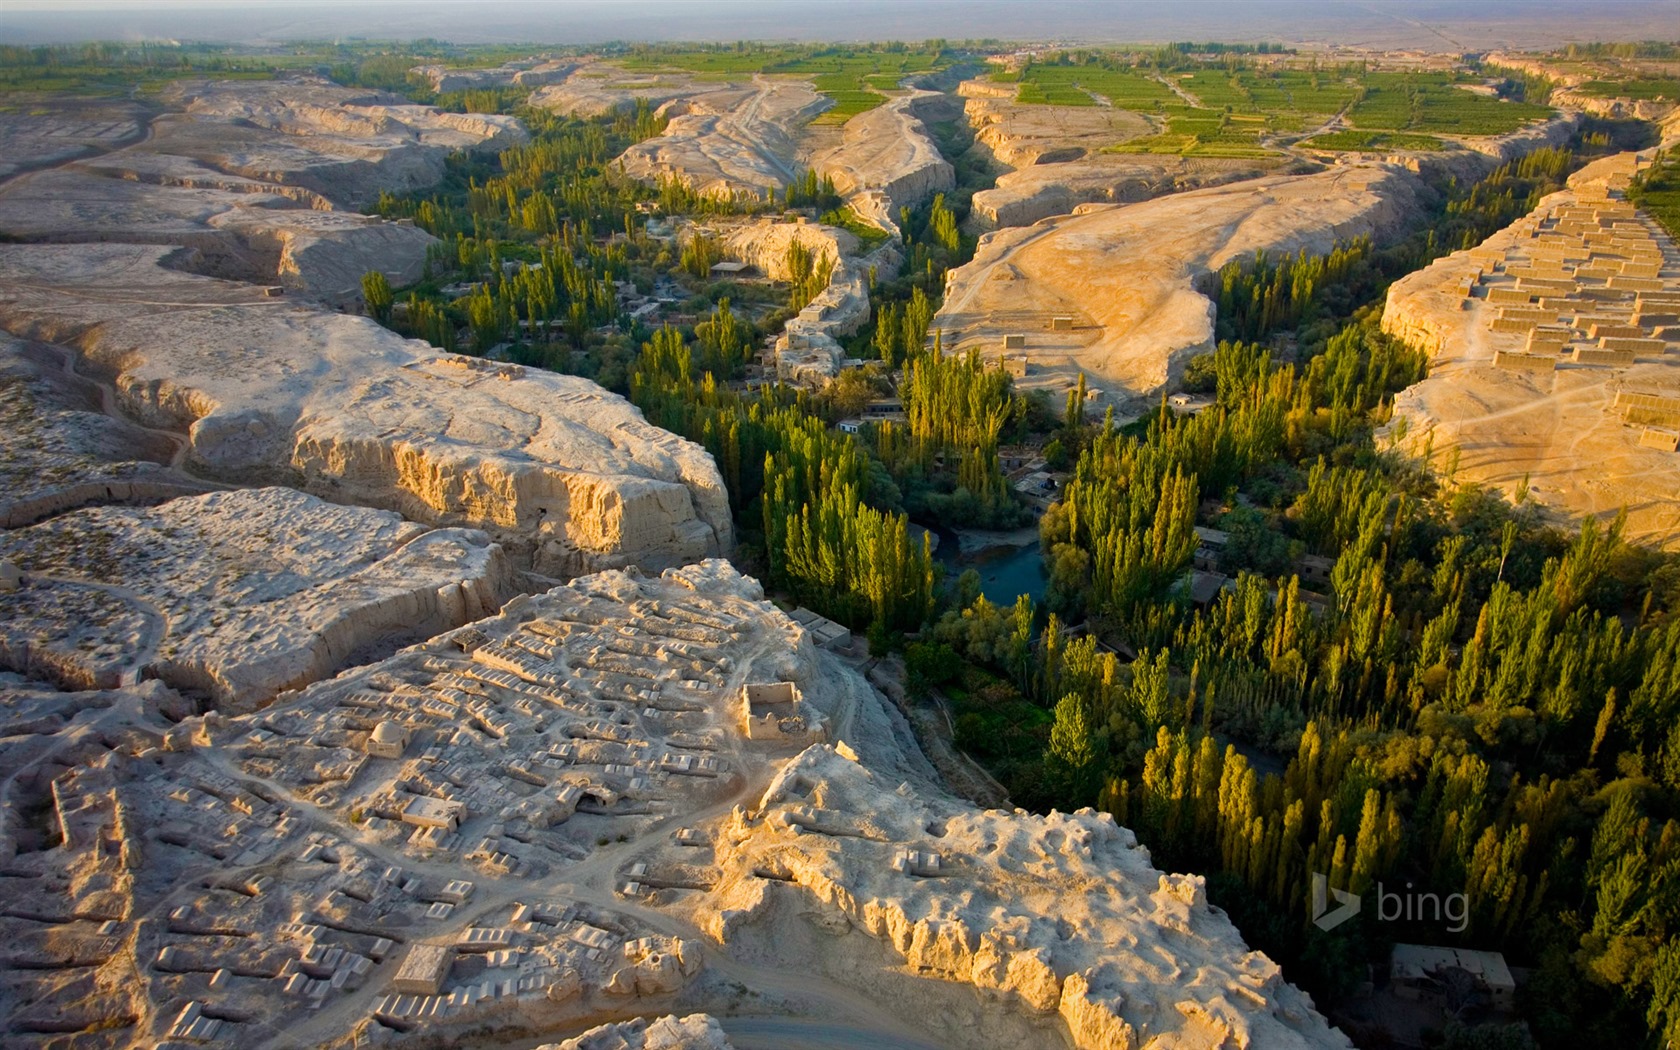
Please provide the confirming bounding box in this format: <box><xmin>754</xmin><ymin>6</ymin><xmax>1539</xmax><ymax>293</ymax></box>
<box><xmin>1383</xmin><ymin>157</ymin><xmax>1680</xmax><ymax>550</ymax></box>
<box><xmin>0</xmin><ymin>79</ymin><xmax>520</xmax><ymax>301</ymax></box>
<box><xmin>936</xmin><ymin>163</ymin><xmax>1430</xmax><ymax>412</ymax></box>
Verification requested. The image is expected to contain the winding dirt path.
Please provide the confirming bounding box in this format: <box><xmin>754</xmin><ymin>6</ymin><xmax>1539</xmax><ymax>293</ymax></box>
<box><xmin>36</xmin><ymin>339</ymin><xmax>196</xmax><ymax>471</ymax></box>
<box><xmin>0</xmin><ymin>99</ymin><xmax>159</xmax><ymax>190</ymax></box>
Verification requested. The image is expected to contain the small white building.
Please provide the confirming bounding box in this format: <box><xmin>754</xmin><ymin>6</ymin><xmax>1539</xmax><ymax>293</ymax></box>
<box><xmin>401</xmin><ymin>795</ymin><xmax>464</xmax><ymax>831</ymax></box>
<box><xmin>788</xmin><ymin>607</ymin><xmax>852</xmax><ymax>651</ymax></box>
<box><xmin>1390</xmin><ymin>944</ymin><xmax>1516</xmax><ymax>1012</ymax></box>
<box><xmin>896</xmin><ymin>849</ymin><xmax>944</xmax><ymax>877</ymax></box>
<box><xmin>391</xmin><ymin>943</ymin><xmax>454</xmax><ymax>995</ymax></box>
<box><xmin>710</xmin><ymin>260</ymin><xmax>754</xmax><ymax>279</ymax></box>
<box><xmin>366</xmin><ymin>721</ymin><xmax>410</xmax><ymax>760</ymax></box>
<box><xmin>739</xmin><ymin>682</ymin><xmax>826</xmax><ymax>745</ymax></box>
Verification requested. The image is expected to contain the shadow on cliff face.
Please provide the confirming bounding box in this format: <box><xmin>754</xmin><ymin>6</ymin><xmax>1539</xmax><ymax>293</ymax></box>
<box><xmin>156</xmin><ymin>241</ymin><xmax>285</xmax><ymax>291</ymax></box>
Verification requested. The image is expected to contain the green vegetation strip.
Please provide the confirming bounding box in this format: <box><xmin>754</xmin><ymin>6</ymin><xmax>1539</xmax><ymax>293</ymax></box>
<box><xmin>1346</xmin><ymin>71</ymin><xmax>1553</xmax><ymax>136</ymax></box>
<box><xmin>1301</xmin><ymin>129</ymin><xmax>1446</xmax><ymax>152</ymax></box>
<box><xmin>1630</xmin><ymin>151</ymin><xmax>1680</xmax><ymax>241</ymax></box>
<box><xmin>1576</xmin><ymin>77</ymin><xmax>1680</xmax><ymax>100</ymax></box>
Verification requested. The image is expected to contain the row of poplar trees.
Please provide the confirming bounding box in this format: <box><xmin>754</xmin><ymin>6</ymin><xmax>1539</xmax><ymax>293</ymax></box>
<box><xmin>366</xmin><ymin>103</ymin><xmax>664</xmax><ymax>353</ymax></box>
<box><xmin>1005</xmin><ymin>143</ymin><xmax>1680</xmax><ymax>1044</ymax></box>
<box><xmin>629</xmin><ymin>324</ymin><xmax>938</xmax><ymax>636</ymax></box>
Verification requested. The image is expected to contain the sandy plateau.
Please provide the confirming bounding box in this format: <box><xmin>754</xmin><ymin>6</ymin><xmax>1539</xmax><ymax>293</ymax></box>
<box><xmin>0</xmin><ymin>332</ymin><xmax>208</xmax><ymax>529</ymax></box>
<box><xmin>0</xmin><ymin>97</ymin><xmax>152</xmax><ymax>181</ymax></box>
<box><xmin>1383</xmin><ymin>151</ymin><xmax>1680</xmax><ymax>549</ymax></box>
<box><xmin>0</xmin><ymin>487</ymin><xmax>513</xmax><ymax>707</ymax></box>
<box><xmin>0</xmin><ymin>241</ymin><xmax>732</xmax><ymax>577</ymax></box>
<box><xmin>935</xmin><ymin>165</ymin><xmax>1431</xmax><ymax>410</ymax></box>
<box><xmin>0</xmin><ymin>560</ymin><xmax>1348</xmax><ymax>1050</ymax></box>
<box><xmin>959</xmin><ymin>84</ymin><xmax>1289</xmax><ymax>230</ymax></box>
<box><xmin>0</xmin><ymin>80</ymin><xmax>523</xmax><ymax>301</ymax></box>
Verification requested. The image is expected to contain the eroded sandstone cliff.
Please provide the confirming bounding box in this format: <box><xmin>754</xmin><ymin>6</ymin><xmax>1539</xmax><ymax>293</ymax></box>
<box><xmin>702</xmin><ymin>744</ymin><xmax>1348</xmax><ymax>1049</ymax></box>
<box><xmin>615</xmin><ymin>78</ymin><xmax>828</xmax><ymax>199</ymax></box>
<box><xmin>0</xmin><ymin>79</ymin><xmax>521</xmax><ymax>302</ymax></box>
<box><xmin>936</xmin><ymin>163</ymin><xmax>1431</xmax><ymax>410</ymax></box>
<box><xmin>0</xmin><ymin>487</ymin><xmax>513</xmax><ymax>707</ymax></box>
<box><xmin>810</xmin><ymin>92</ymin><xmax>956</xmax><ymax>236</ymax></box>
<box><xmin>1381</xmin><ymin>154</ymin><xmax>1680</xmax><ymax>549</ymax></box>
<box><xmin>0</xmin><ymin>559</ymin><xmax>1351</xmax><ymax>1049</ymax></box>
<box><xmin>0</xmin><ymin>244</ymin><xmax>732</xmax><ymax>575</ymax></box>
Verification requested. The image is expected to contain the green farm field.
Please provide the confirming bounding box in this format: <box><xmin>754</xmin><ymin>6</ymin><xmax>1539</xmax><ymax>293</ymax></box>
<box><xmin>1000</xmin><ymin>57</ymin><xmax>1554</xmax><ymax>155</ymax></box>
<box><xmin>616</xmin><ymin>44</ymin><xmax>947</xmax><ymax>120</ymax></box>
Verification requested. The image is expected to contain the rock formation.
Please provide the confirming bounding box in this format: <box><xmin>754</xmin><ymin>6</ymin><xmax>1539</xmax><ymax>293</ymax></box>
<box><xmin>702</xmin><ymin>745</ymin><xmax>1348</xmax><ymax>1049</ymax></box>
<box><xmin>1382</xmin><ymin>152</ymin><xmax>1680</xmax><ymax>549</ymax></box>
<box><xmin>0</xmin><ymin>486</ymin><xmax>514</xmax><ymax>706</ymax></box>
<box><xmin>0</xmin><ymin>244</ymin><xmax>732</xmax><ymax>575</ymax></box>
<box><xmin>412</xmin><ymin>59</ymin><xmax>576</xmax><ymax>94</ymax></box>
<box><xmin>531</xmin><ymin>64</ymin><xmax>722</xmax><ymax>120</ymax></box>
<box><xmin>538</xmin><ymin>1014</ymin><xmax>737</xmax><ymax>1050</ymax></box>
<box><xmin>615</xmin><ymin>77</ymin><xmax>829</xmax><ymax>199</ymax></box>
<box><xmin>0</xmin><ymin>333</ymin><xmax>208</xmax><ymax>528</ymax></box>
<box><xmin>810</xmin><ymin>91</ymin><xmax>956</xmax><ymax>235</ymax></box>
<box><xmin>171</xmin><ymin>81</ymin><xmax>526</xmax><ymax>206</ymax></box>
<box><xmin>936</xmin><ymin>163</ymin><xmax>1431</xmax><ymax>410</ymax></box>
<box><xmin>1489</xmin><ymin>52</ymin><xmax>1679</xmax><ymax>122</ymax></box>
<box><xmin>206</xmin><ymin>209</ymin><xmax>438</xmax><ymax>300</ymax></box>
<box><xmin>711</xmin><ymin>217</ymin><xmax>903</xmax><ymax>383</ymax></box>
<box><xmin>0</xmin><ymin>79</ymin><xmax>522</xmax><ymax>301</ymax></box>
<box><xmin>0</xmin><ymin>559</ymin><xmax>1350</xmax><ymax>1049</ymax></box>
<box><xmin>548</xmin><ymin>62</ymin><xmax>952</xmax><ymax>225</ymax></box>
<box><xmin>716</xmin><ymin>217</ymin><xmax>857</xmax><ymax>279</ymax></box>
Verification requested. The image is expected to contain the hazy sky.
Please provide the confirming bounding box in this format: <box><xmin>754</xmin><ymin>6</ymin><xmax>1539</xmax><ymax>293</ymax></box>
<box><xmin>1</xmin><ymin>0</ymin><xmax>1677</xmax><ymax>49</ymax></box>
